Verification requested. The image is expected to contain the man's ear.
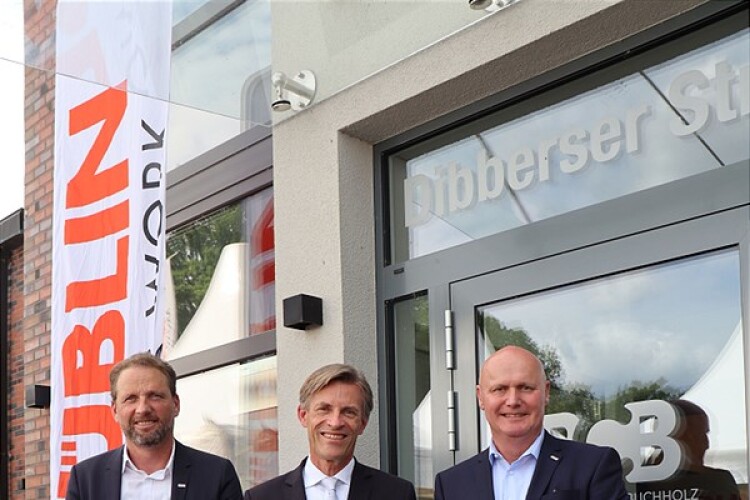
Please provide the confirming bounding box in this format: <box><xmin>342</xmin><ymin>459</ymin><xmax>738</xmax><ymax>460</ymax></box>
<box><xmin>358</xmin><ymin>417</ymin><xmax>369</xmax><ymax>435</ymax></box>
<box><xmin>476</xmin><ymin>385</ymin><xmax>484</xmax><ymax>410</ymax></box>
<box><xmin>297</xmin><ymin>404</ymin><xmax>308</xmax><ymax>427</ymax></box>
<box><xmin>173</xmin><ymin>393</ymin><xmax>181</xmax><ymax>416</ymax></box>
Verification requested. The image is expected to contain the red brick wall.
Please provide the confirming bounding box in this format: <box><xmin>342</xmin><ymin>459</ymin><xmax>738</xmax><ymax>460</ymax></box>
<box><xmin>7</xmin><ymin>245</ymin><xmax>26</xmax><ymax>500</ymax></box>
<box><xmin>23</xmin><ymin>0</ymin><xmax>56</xmax><ymax>498</ymax></box>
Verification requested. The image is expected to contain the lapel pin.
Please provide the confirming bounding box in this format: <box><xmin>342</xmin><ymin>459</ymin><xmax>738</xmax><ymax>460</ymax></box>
<box><xmin>178</xmin><ymin>483</ymin><xmax>187</xmax><ymax>488</ymax></box>
<box><xmin>550</xmin><ymin>454</ymin><xmax>560</xmax><ymax>461</ymax></box>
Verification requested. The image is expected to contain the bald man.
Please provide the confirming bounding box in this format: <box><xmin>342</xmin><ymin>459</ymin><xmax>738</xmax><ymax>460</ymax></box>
<box><xmin>434</xmin><ymin>346</ymin><xmax>628</xmax><ymax>500</ymax></box>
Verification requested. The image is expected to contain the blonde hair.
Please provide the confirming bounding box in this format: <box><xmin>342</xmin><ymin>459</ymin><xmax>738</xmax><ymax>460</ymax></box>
<box><xmin>299</xmin><ymin>363</ymin><xmax>374</xmax><ymax>419</ymax></box>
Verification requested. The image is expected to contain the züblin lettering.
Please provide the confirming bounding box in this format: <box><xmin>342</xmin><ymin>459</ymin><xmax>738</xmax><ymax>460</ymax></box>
<box><xmin>404</xmin><ymin>60</ymin><xmax>749</xmax><ymax>228</ymax></box>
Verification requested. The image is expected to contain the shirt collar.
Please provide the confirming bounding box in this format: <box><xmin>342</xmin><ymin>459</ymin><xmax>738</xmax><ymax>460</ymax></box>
<box><xmin>122</xmin><ymin>440</ymin><xmax>176</xmax><ymax>477</ymax></box>
<box><xmin>488</xmin><ymin>429</ymin><xmax>545</xmax><ymax>465</ymax></box>
<box><xmin>303</xmin><ymin>456</ymin><xmax>356</xmax><ymax>487</ymax></box>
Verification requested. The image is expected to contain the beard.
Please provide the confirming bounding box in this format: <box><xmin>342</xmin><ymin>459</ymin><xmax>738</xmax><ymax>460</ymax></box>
<box><xmin>124</xmin><ymin>416</ymin><xmax>174</xmax><ymax>447</ymax></box>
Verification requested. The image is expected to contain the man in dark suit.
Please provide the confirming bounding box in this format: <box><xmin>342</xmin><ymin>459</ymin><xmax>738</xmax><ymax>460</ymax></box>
<box><xmin>244</xmin><ymin>363</ymin><xmax>416</xmax><ymax>500</ymax></box>
<box><xmin>434</xmin><ymin>346</ymin><xmax>628</xmax><ymax>500</ymax></box>
<box><xmin>66</xmin><ymin>352</ymin><xmax>242</xmax><ymax>500</ymax></box>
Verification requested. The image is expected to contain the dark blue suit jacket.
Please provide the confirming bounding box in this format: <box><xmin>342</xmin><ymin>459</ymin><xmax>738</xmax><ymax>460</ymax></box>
<box><xmin>65</xmin><ymin>440</ymin><xmax>242</xmax><ymax>500</ymax></box>
<box><xmin>434</xmin><ymin>432</ymin><xmax>629</xmax><ymax>500</ymax></box>
<box><xmin>244</xmin><ymin>458</ymin><xmax>417</xmax><ymax>500</ymax></box>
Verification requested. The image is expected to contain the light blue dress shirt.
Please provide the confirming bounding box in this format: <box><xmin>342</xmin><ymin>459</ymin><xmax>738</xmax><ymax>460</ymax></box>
<box><xmin>488</xmin><ymin>430</ymin><xmax>545</xmax><ymax>500</ymax></box>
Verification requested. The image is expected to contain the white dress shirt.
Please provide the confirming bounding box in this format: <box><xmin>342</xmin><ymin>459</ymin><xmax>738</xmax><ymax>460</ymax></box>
<box><xmin>488</xmin><ymin>430</ymin><xmax>545</xmax><ymax>500</ymax></box>
<box><xmin>121</xmin><ymin>440</ymin><xmax>175</xmax><ymax>500</ymax></box>
<box><xmin>302</xmin><ymin>456</ymin><xmax>355</xmax><ymax>500</ymax></box>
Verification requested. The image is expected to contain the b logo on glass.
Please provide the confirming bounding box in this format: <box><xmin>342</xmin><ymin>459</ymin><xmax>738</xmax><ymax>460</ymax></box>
<box><xmin>545</xmin><ymin>400</ymin><xmax>740</xmax><ymax>498</ymax></box>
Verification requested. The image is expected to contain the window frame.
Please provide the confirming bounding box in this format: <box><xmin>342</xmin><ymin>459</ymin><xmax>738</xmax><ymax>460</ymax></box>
<box><xmin>373</xmin><ymin>1</ymin><xmax>749</xmax><ymax>474</ymax></box>
<box><xmin>0</xmin><ymin>209</ymin><xmax>23</xmax><ymax>499</ymax></box>
<box><xmin>166</xmin><ymin>125</ymin><xmax>274</xmax><ymax>378</ymax></box>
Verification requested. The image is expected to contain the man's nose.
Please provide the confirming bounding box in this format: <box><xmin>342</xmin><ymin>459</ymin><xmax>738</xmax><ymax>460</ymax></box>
<box><xmin>327</xmin><ymin>410</ymin><xmax>344</xmax><ymax>426</ymax></box>
<box><xmin>505</xmin><ymin>388</ymin><xmax>521</xmax><ymax>405</ymax></box>
<box><xmin>135</xmin><ymin>396</ymin><xmax>151</xmax><ymax>412</ymax></box>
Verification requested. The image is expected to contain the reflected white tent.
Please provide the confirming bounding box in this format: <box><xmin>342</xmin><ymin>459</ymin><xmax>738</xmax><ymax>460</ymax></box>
<box><xmin>166</xmin><ymin>243</ymin><xmax>247</xmax><ymax>359</ymax></box>
<box><xmin>681</xmin><ymin>321</ymin><xmax>748</xmax><ymax>484</ymax></box>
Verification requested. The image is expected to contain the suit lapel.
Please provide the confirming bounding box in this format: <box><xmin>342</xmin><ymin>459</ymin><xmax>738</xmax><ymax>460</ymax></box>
<box><xmin>283</xmin><ymin>460</ymin><xmax>308</xmax><ymax>500</ymax></box>
<box><xmin>171</xmin><ymin>441</ymin><xmax>191</xmax><ymax>500</ymax></box>
<box><xmin>347</xmin><ymin>461</ymin><xmax>373</xmax><ymax>500</ymax></box>
<box><xmin>104</xmin><ymin>447</ymin><xmax>124</xmax><ymax>499</ymax></box>
<box><xmin>525</xmin><ymin>433</ymin><xmax>563</xmax><ymax>500</ymax></box>
<box><xmin>474</xmin><ymin>450</ymin><xmax>495</xmax><ymax>500</ymax></box>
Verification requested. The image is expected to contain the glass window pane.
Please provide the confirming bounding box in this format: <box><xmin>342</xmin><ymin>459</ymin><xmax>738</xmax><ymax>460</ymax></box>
<box><xmin>172</xmin><ymin>0</ymin><xmax>213</xmax><ymax>26</ymax></box>
<box><xmin>174</xmin><ymin>356</ymin><xmax>278</xmax><ymax>491</ymax></box>
<box><xmin>393</xmin><ymin>294</ymin><xmax>432</xmax><ymax>499</ymax></box>
<box><xmin>164</xmin><ymin>189</ymin><xmax>275</xmax><ymax>359</ymax></box>
<box><xmin>389</xmin><ymin>27</ymin><xmax>750</xmax><ymax>262</ymax></box>
<box><xmin>478</xmin><ymin>249</ymin><xmax>747</xmax><ymax>495</ymax></box>
<box><xmin>168</xmin><ymin>0</ymin><xmax>271</xmax><ymax>171</ymax></box>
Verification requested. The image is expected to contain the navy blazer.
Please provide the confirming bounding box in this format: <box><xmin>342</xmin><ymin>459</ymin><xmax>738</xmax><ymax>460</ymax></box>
<box><xmin>65</xmin><ymin>440</ymin><xmax>242</xmax><ymax>500</ymax></box>
<box><xmin>434</xmin><ymin>432</ymin><xmax>629</xmax><ymax>500</ymax></box>
<box><xmin>244</xmin><ymin>458</ymin><xmax>417</xmax><ymax>500</ymax></box>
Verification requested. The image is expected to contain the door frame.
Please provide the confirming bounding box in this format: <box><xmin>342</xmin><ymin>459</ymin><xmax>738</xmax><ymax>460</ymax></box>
<box><xmin>450</xmin><ymin>200</ymin><xmax>750</xmax><ymax>462</ymax></box>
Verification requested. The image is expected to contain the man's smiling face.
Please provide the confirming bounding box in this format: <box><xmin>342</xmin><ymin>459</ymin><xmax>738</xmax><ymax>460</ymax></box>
<box><xmin>477</xmin><ymin>346</ymin><xmax>550</xmax><ymax>458</ymax></box>
<box><xmin>111</xmin><ymin>366</ymin><xmax>180</xmax><ymax>448</ymax></box>
<box><xmin>298</xmin><ymin>381</ymin><xmax>368</xmax><ymax>475</ymax></box>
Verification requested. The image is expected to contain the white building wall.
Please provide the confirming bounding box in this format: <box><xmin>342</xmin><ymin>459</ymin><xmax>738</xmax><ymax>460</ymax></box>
<box><xmin>272</xmin><ymin>0</ymin><xmax>709</xmax><ymax>473</ymax></box>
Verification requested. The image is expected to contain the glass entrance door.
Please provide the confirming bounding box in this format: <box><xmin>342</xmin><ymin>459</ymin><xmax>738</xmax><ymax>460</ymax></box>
<box><xmin>450</xmin><ymin>207</ymin><xmax>750</xmax><ymax>497</ymax></box>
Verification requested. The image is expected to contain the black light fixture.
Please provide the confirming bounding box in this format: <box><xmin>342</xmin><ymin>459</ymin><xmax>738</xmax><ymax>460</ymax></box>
<box><xmin>25</xmin><ymin>384</ymin><xmax>51</xmax><ymax>409</ymax></box>
<box><xmin>283</xmin><ymin>294</ymin><xmax>323</xmax><ymax>330</ymax></box>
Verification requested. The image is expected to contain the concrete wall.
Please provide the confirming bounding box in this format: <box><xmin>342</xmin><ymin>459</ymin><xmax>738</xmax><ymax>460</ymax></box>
<box><xmin>272</xmin><ymin>0</ymin><xmax>710</xmax><ymax>473</ymax></box>
<box><xmin>270</xmin><ymin>0</ymin><xmax>488</xmax><ymax>110</ymax></box>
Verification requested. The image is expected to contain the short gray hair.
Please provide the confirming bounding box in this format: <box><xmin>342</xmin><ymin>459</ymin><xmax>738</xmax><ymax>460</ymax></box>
<box><xmin>299</xmin><ymin>363</ymin><xmax>374</xmax><ymax>419</ymax></box>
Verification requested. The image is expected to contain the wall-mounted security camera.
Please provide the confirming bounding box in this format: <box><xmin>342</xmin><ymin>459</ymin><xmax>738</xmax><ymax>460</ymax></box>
<box><xmin>470</xmin><ymin>0</ymin><xmax>521</xmax><ymax>12</ymax></box>
<box><xmin>469</xmin><ymin>0</ymin><xmax>492</xmax><ymax>9</ymax></box>
<box><xmin>271</xmin><ymin>70</ymin><xmax>316</xmax><ymax>112</ymax></box>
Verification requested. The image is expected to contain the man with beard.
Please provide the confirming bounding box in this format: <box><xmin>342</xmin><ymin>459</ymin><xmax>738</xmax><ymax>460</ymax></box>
<box><xmin>66</xmin><ymin>352</ymin><xmax>242</xmax><ymax>500</ymax></box>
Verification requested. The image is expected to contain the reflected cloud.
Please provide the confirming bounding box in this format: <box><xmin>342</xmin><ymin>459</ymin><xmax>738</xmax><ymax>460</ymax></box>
<box><xmin>171</xmin><ymin>0</ymin><xmax>271</xmax><ymax>119</ymax></box>
<box><xmin>484</xmin><ymin>249</ymin><xmax>741</xmax><ymax>396</ymax></box>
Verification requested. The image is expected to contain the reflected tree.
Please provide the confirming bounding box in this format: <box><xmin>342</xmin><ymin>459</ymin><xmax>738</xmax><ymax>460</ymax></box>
<box><xmin>167</xmin><ymin>204</ymin><xmax>244</xmax><ymax>338</ymax></box>
<box><xmin>480</xmin><ymin>314</ymin><xmax>597</xmax><ymax>435</ymax></box>
<box><xmin>480</xmin><ymin>314</ymin><xmax>686</xmax><ymax>438</ymax></box>
<box><xmin>607</xmin><ymin>378</ymin><xmax>682</xmax><ymax>423</ymax></box>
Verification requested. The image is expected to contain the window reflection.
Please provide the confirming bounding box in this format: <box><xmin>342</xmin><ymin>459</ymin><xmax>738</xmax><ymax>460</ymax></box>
<box><xmin>172</xmin><ymin>0</ymin><xmax>214</xmax><ymax>26</ymax></box>
<box><xmin>168</xmin><ymin>0</ymin><xmax>271</xmax><ymax>170</ymax></box>
<box><xmin>174</xmin><ymin>356</ymin><xmax>278</xmax><ymax>491</ymax></box>
<box><xmin>478</xmin><ymin>249</ymin><xmax>747</xmax><ymax>494</ymax></box>
<box><xmin>390</xmin><ymin>28</ymin><xmax>750</xmax><ymax>262</ymax></box>
<box><xmin>164</xmin><ymin>189</ymin><xmax>275</xmax><ymax>359</ymax></box>
<box><xmin>393</xmin><ymin>295</ymin><xmax>432</xmax><ymax>499</ymax></box>
<box><xmin>171</xmin><ymin>0</ymin><xmax>270</xmax><ymax>119</ymax></box>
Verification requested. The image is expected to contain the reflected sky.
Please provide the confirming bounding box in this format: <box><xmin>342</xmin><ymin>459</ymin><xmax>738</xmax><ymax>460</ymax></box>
<box><xmin>170</xmin><ymin>0</ymin><xmax>271</xmax><ymax>120</ymax></box>
<box><xmin>172</xmin><ymin>0</ymin><xmax>214</xmax><ymax>26</ymax></box>
<box><xmin>167</xmin><ymin>0</ymin><xmax>271</xmax><ymax>170</ymax></box>
<box><xmin>479</xmin><ymin>249</ymin><xmax>742</xmax><ymax>398</ymax></box>
<box><xmin>0</xmin><ymin>0</ymin><xmax>24</xmax><ymax>220</ymax></box>
<box><xmin>399</xmin><ymin>28</ymin><xmax>750</xmax><ymax>261</ymax></box>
